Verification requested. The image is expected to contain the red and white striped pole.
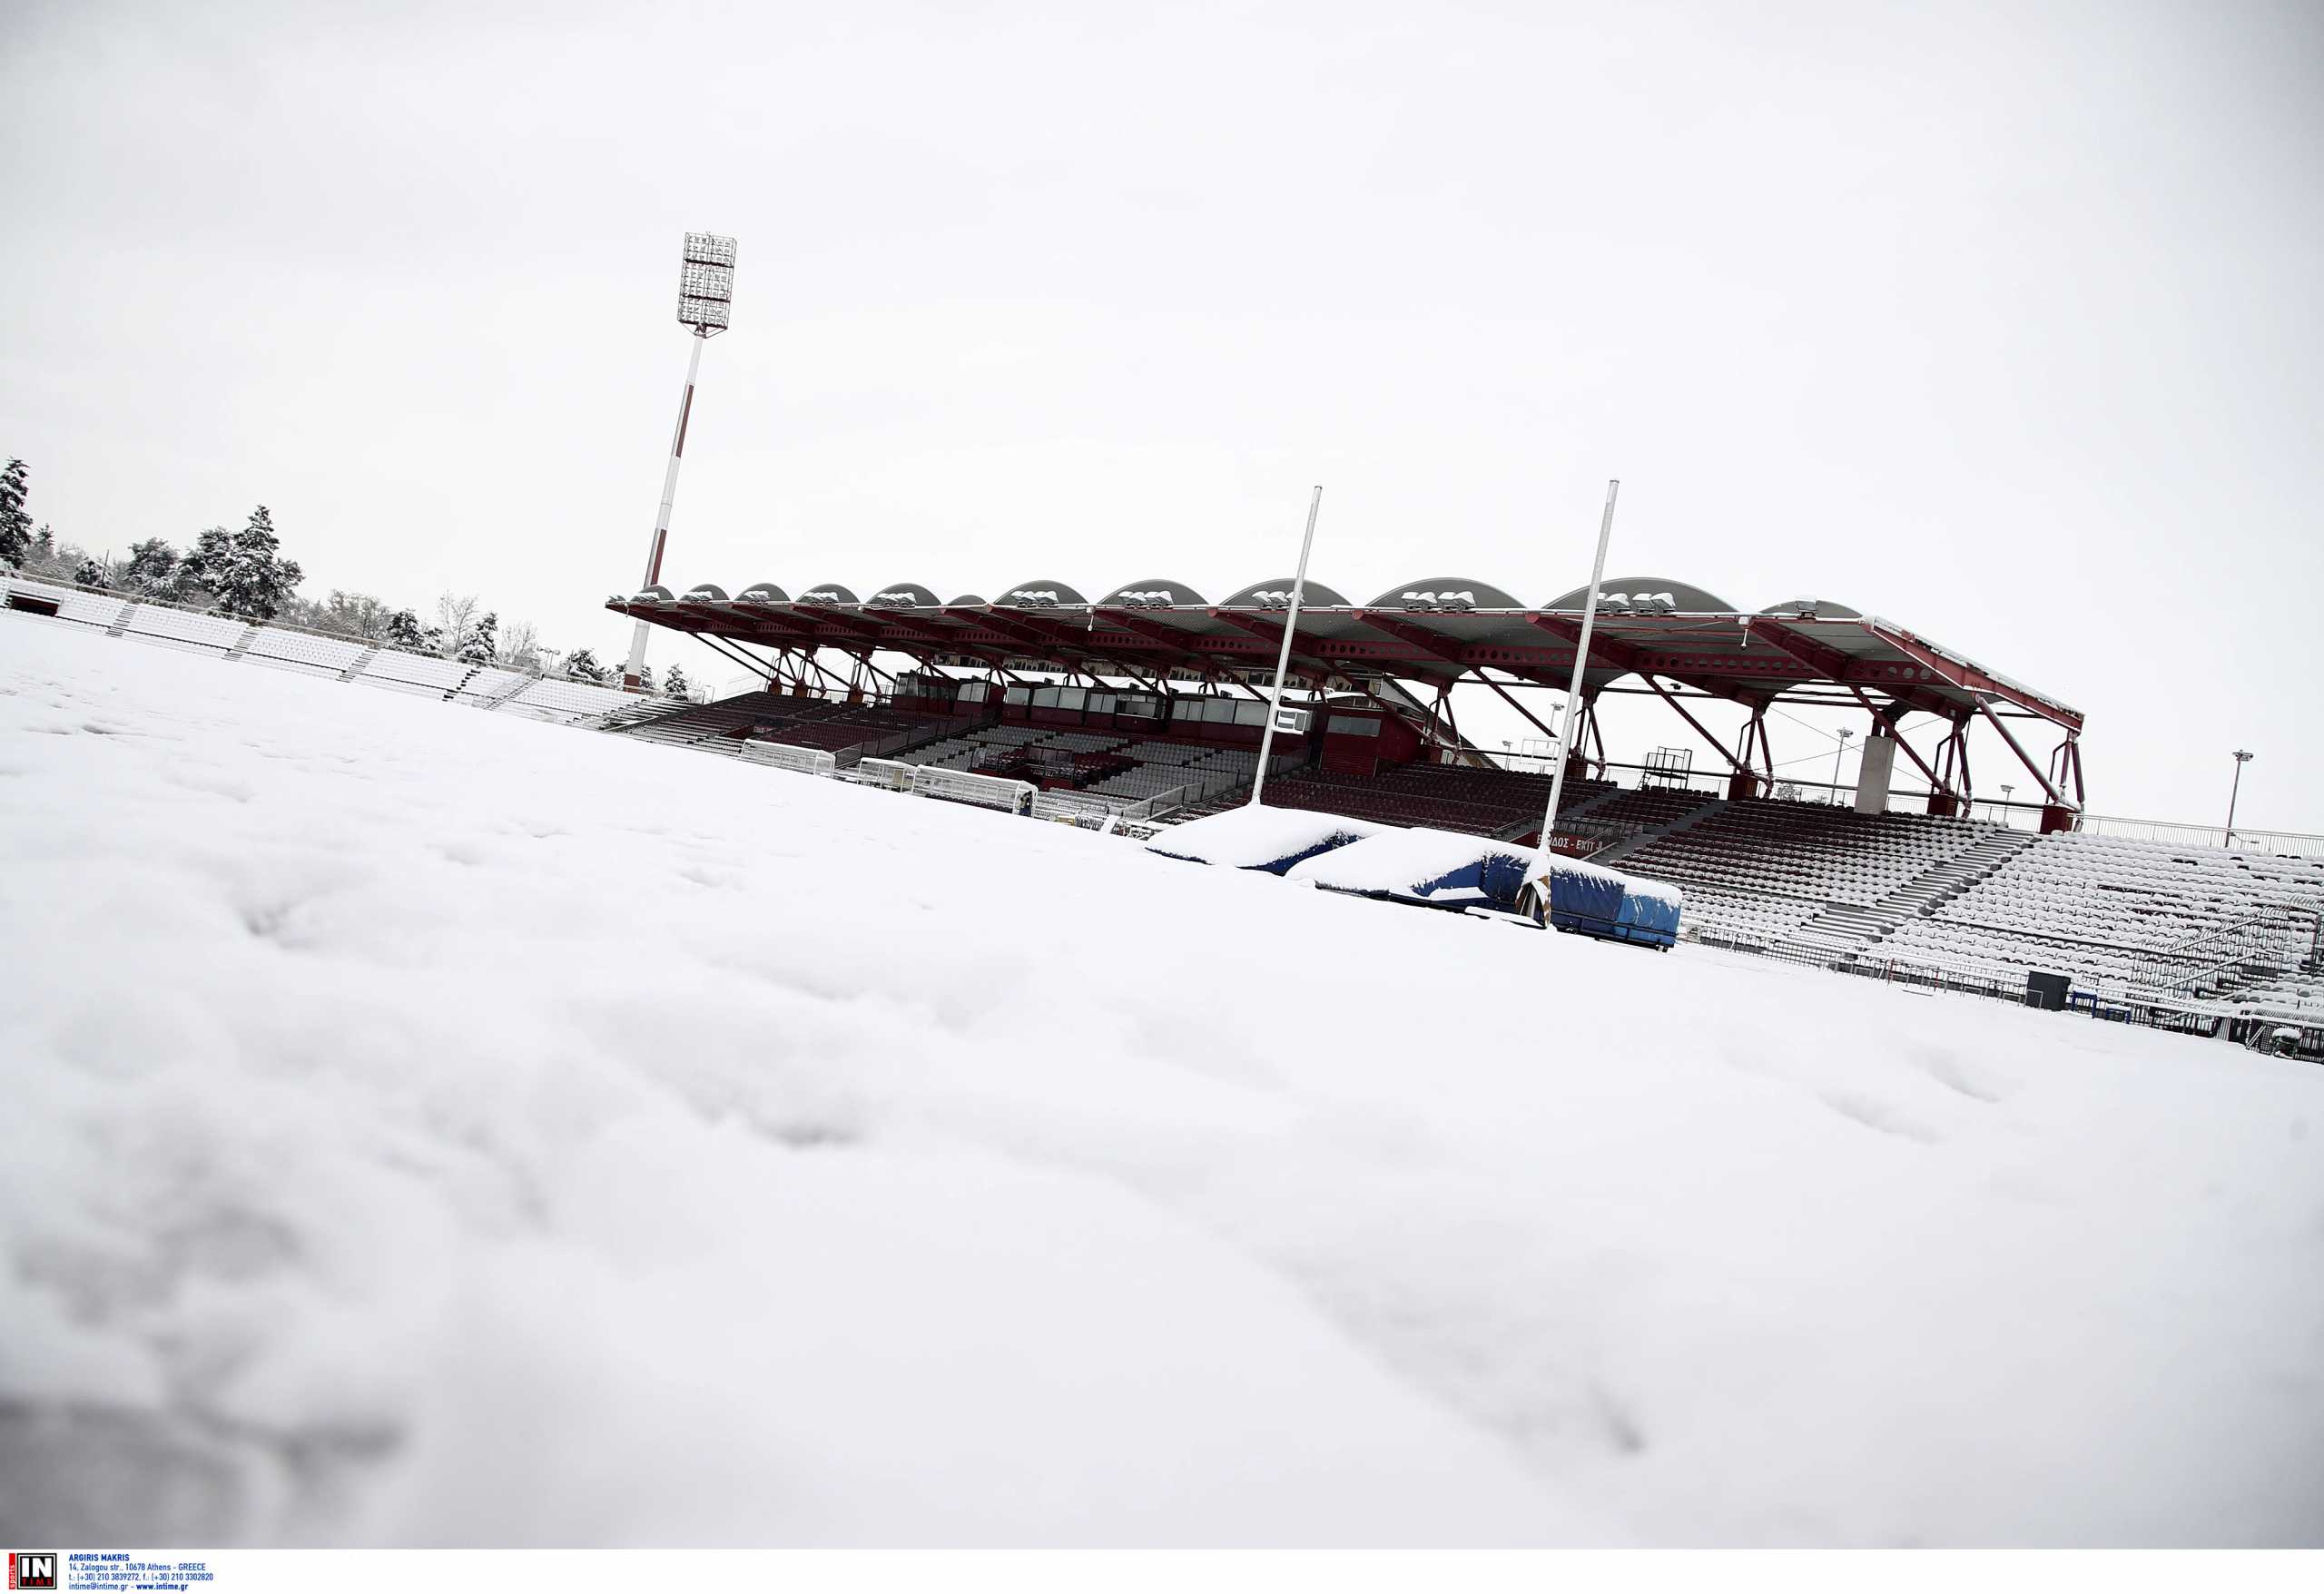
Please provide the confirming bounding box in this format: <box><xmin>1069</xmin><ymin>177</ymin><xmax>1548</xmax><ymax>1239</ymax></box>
<box><xmin>624</xmin><ymin>329</ymin><xmax>707</xmax><ymax>690</ymax></box>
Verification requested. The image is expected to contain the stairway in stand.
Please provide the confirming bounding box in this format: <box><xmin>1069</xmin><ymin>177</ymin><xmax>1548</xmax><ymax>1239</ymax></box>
<box><xmin>1773</xmin><ymin>827</ymin><xmax>2043</xmax><ymax>965</ymax></box>
<box><xmin>1590</xmin><ymin>793</ymin><xmax>1726</xmax><ymax>865</ymax></box>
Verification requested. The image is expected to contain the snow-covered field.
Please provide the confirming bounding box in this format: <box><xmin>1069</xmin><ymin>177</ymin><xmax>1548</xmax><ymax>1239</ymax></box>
<box><xmin>4</xmin><ymin>617</ymin><xmax>2321</xmax><ymax>1548</ymax></box>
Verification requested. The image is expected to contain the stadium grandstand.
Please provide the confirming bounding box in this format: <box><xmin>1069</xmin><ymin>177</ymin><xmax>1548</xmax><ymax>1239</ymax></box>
<box><xmin>603</xmin><ymin>570</ymin><xmax>2324</xmax><ymax>1054</ymax></box>
<box><xmin>4</xmin><ymin>560</ymin><xmax>2314</xmax><ymax>1055</ymax></box>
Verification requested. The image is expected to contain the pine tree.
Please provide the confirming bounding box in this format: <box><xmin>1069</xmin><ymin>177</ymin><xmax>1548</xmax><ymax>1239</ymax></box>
<box><xmin>73</xmin><ymin>555</ymin><xmax>105</xmax><ymax>587</ymax></box>
<box><xmin>209</xmin><ymin>506</ymin><xmax>302</xmax><ymax>621</ymax></box>
<box><xmin>177</xmin><ymin>526</ymin><xmax>235</xmax><ymax>602</ymax></box>
<box><xmin>635</xmin><ymin>662</ymin><xmax>655</xmax><ymax>692</ymax></box>
<box><xmin>0</xmin><ymin>458</ymin><xmax>29</xmax><ymax>566</ymax></box>
<box><xmin>563</xmin><ymin>647</ymin><xmax>604</xmax><ymax>684</ymax></box>
<box><xmin>383</xmin><ymin>608</ymin><xmax>424</xmax><ymax>649</ymax></box>
<box><xmin>458</xmin><ymin>611</ymin><xmax>499</xmax><ymax>664</ymax></box>
<box><xmin>663</xmin><ymin>663</ymin><xmax>690</xmax><ymax>699</ymax></box>
<box><xmin>122</xmin><ymin>537</ymin><xmax>180</xmax><ymax>594</ymax></box>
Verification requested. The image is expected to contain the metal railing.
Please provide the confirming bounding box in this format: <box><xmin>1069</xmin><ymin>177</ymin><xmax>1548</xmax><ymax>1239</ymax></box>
<box><xmin>3</xmin><ymin>571</ymin><xmax>646</xmax><ymax>724</ymax></box>
<box><xmin>2073</xmin><ymin>812</ymin><xmax>2324</xmax><ymax>861</ymax></box>
<box><xmin>1689</xmin><ymin>930</ymin><xmax>2229</xmax><ymax>1038</ymax></box>
<box><xmin>2130</xmin><ymin>912</ymin><xmax>2315</xmax><ymax>997</ymax></box>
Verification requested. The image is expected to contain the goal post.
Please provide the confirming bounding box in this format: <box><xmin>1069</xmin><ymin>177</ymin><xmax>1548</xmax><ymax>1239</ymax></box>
<box><xmin>912</xmin><ymin>765</ymin><xmax>1036</xmax><ymax>814</ymax></box>
<box><xmin>736</xmin><ymin>741</ymin><xmax>837</xmax><ymax>777</ymax></box>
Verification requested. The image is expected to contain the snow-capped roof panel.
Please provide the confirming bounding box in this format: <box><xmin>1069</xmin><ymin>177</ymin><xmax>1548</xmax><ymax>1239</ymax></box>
<box><xmin>1365</xmin><ymin>577</ymin><xmax>1528</xmax><ymax>613</ymax></box>
<box><xmin>797</xmin><ymin>583</ymin><xmax>860</xmax><ymax>606</ymax></box>
<box><xmin>1218</xmin><ymin>577</ymin><xmax>1354</xmax><ymax>609</ymax></box>
<box><xmin>1759</xmin><ymin>595</ymin><xmax>1863</xmax><ymax>620</ymax></box>
<box><xmin>998</xmin><ymin>580</ymin><xmax>1089</xmax><ymax>608</ymax></box>
<box><xmin>1102</xmin><ymin>578</ymin><xmax>1208</xmax><ymax>608</ymax></box>
<box><xmin>863</xmin><ymin>583</ymin><xmax>943</xmax><ymax>608</ymax></box>
<box><xmin>1541</xmin><ymin>576</ymin><xmax>1737</xmax><ymax>613</ymax></box>
<box><xmin>736</xmin><ymin>582</ymin><xmax>789</xmax><ymax>604</ymax></box>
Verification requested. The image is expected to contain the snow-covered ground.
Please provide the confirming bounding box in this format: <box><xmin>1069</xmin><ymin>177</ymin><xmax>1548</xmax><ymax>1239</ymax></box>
<box><xmin>4</xmin><ymin>617</ymin><xmax>2321</xmax><ymax>1548</ymax></box>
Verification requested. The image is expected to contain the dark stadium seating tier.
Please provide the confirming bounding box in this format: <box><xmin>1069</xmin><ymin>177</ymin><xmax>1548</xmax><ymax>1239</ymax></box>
<box><xmin>629</xmin><ymin>691</ymin><xmax>2321</xmax><ymax>1016</ymax></box>
<box><xmin>1256</xmin><ymin>767</ymin><xmax>1619</xmax><ymax>841</ymax></box>
<box><xmin>608</xmin><ymin>692</ymin><xmax>938</xmax><ymax>762</ymax></box>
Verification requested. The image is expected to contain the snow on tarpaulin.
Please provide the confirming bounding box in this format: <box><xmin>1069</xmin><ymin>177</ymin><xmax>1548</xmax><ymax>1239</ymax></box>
<box><xmin>1614</xmin><ymin>882</ymin><xmax>1684</xmax><ymax>944</ymax></box>
<box><xmin>1146</xmin><ymin>804</ymin><xmax>1387</xmax><ymax>874</ymax></box>
<box><xmin>1285</xmin><ymin>827</ymin><xmax>1535</xmax><ymax>910</ymax></box>
<box><xmin>1531</xmin><ymin>855</ymin><xmax>1685</xmax><ymax>946</ymax></box>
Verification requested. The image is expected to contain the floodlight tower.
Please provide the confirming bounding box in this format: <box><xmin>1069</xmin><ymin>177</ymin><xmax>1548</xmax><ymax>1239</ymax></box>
<box><xmin>623</xmin><ymin>231</ymin><xmax>738</xmax><ymax>691</ymax></box>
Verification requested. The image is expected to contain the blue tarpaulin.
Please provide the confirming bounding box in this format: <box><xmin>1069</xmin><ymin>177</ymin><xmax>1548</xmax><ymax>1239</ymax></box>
<box><xmin>1544</xmin><ymin>861</ymin><xmax>1683</xmax><ymax>950</ymax></box>
<box><xmin>1612</xmin><ymin>884</ymin><xmax>1683</xmax><ymax>947</ymax></box>
<box><xmin>1284</xmin><ymin>829</ymin><xmax>1536</xmax><ymax>911</ymax></box>
<box><xmin>1546</xmin><ymin>861</ymin><xmax>1626</xmax><ymax>931</ymax></box>
<box><xmin>1408</xmin><ymin>848</ymin><xmax>1534</xmax><ymax>911</ymax></box>
<box><xmin>1146</xmin><ymin>807</ymin><xmax>1387</xmax><ymax>874</ymax></box>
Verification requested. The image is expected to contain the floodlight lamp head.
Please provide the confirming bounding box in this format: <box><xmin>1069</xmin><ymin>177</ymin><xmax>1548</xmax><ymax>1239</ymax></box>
<box><xmin>678</xmin><ymin>231</ymin><xmax>738</xmax><ymax>335</ymax></box>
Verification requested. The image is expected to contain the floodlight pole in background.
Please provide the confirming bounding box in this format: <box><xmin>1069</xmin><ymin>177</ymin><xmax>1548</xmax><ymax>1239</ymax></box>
<box><xmin>1248</xmin><ymin>484</ymin><xmax>1324</xmax><ymax>808</ymax></box>
<box><xmin>2225</xmin><ymin>749</ymin><xmax>2253</xmax><ymax>847</ymax></box>
<box><xmin>625</xmin><ymin>232</ymin><xmax>737</xmax><ymax>692</ymax></box>
<box><xmin>1536</xmin><ymin>479</ymin><xmax>1620</xmax><ymax>854</ymax></box>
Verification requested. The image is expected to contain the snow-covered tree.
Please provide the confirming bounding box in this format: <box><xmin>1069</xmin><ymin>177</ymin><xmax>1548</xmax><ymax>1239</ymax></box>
<box><xmin>177</xmin><ymin>526</ymin><xmax>233</xmax><ymax>598</ymax></box>
<box><xmin>0</xmin><ymin>458</ymin><xmax>29</xmax><ymax>566</ymax></box>
<box><xmin>74</xmin><ymin>555</ymin><xmax>105</xmax><ymax>587</ymax></box>
<box><xmin>497</xmin><ymin>619</ymin><xmax>542</xmax><ymax>673</ymax></box>
<box><xmin>428</xmin><ymin>593</ymin><xmax>476</xmax><ymax>655</ymax></box>
<box><xmin>458</xmin><ymin>611</ymin><xmax>498</xmax><ymax>665</ymax></box>
<box><xmin>205</xmin><ymin>507</ymin><xmax>301</xmax><ymax>621</ymax></box>
<box><xmin>635</xmin><ymin>662</ymin><xmax>655</xmax><ymax>692</ymax></box>
<box><xmin>663</xmin><ymin>663</ymin><xmax>691</xmax><ymax>699</ymax></box>
<box><xmin>121</xmin><ymin>537</ymin><xmax>180</xmax><ymax>594</ymax></box>
<box><xmin>310</xmin><ymin>590</ymin><xmax>391</xmax><ymax>639</ymax></box>
<box><xmin>562</xmin><ymin>647</ymin><xmax>604</xmax><ymax>684</ymax></box>
<box><xmin>382</xmin><ymin>608</ymin><xmax>424</xmax><ymax>650</ymax></box>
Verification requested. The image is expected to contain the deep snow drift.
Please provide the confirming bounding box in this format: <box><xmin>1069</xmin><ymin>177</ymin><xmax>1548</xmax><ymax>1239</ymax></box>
<box><xmin>4</xmin><ymin>619</ymin><xmax>2321</xmax><ymax>1547</ymax></box>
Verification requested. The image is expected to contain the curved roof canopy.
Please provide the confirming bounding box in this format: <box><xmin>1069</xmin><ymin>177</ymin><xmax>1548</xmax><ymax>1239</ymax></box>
<box><xmin>633</xmin><ymin>585</ymin><xmax>675</xmax><ymax>604</ymax></box>
<box><xmin>1760</xmin><ymin>595</ymin><xmax>1863</xmax><ymax>621</ymax></box>
<box><xmin>999</xmin><ymin>579</ymin><xmax>1088</xmax><ymax>608</ymax></box>
<box><xmin>863</xmin><ymin>582</ymin><xmax>942</xmax><ymax>608</ymax></box>
<box><xmin>1102</xmin><ymin>577</ymin><xmax>1207</xmax><ymax>608</ymax></box>
<box><xmin>1541</xmin><ymin>575</ymin><xmax>1738</xmax><ymax>614</ymax></box>
<box><xmin>1367</xmin><ymin>576</ymin><xmax>1527</xmax><ymax>613</ymax></box>
<box><xmin>736</xmin><ymin>582</ymin><xmax>788</xmax><ymax>604</ymax></box>
<box><xmin>609</xmin><ymin>569</ymin><xmax>2082</xmax><ymax>733</ymax></box>
<box><xmin>1218</xmin><ymin>576</ymin><xmax>1354</xmax><ymax>610</ymax></box>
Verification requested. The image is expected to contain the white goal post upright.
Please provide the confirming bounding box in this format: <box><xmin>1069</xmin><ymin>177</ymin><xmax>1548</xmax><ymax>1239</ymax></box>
<box><xmin>1249</xmin><ymin>484</ymin><xmax>1323</xmax><ymax>808</ymax></box>
<box><xmin>625</xmin><ymin>232</ymin><xmax>738</xmax><ymax>692</ymax></box>
<box><xmin>1536</xmin><ymin>478</ymin><xmax>1620</xmax><ymax>856</ymax></box>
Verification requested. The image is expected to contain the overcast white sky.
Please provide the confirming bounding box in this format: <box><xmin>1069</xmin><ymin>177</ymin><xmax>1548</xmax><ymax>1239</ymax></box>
<box><xmin>5</xmin><ymin>0</ymin><xmax>2319</xmax><ymax>828</ymax></box>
